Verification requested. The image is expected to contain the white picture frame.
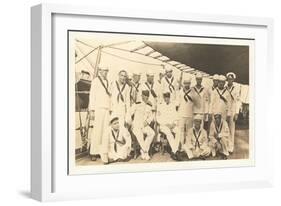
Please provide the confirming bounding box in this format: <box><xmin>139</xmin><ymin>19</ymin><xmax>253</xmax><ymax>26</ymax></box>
<box><xmin>31</xmin><ymin>3</ymin><xmax>274</xmax><ymax>201</ymax></box>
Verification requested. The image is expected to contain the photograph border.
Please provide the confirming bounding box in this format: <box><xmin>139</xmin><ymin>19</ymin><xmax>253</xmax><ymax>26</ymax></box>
<box><xmin>67</xmin><ymin>29</ymin><xmax>255</xmax><ymax>175</ymax></box>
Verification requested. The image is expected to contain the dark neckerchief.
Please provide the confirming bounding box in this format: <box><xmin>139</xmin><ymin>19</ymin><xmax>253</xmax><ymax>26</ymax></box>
<box><xmin>97</xmin><ymin>76</ymin><xmax>110</xmax><ymax>96</ymax></box>
<box><xmin>193</xmin><ymin>128</ymin><xmax>202</xmax><ymax>149</ymax></box>
<box><xmin>111</xmin><ymin>129</ymin><xmax>126</xmax><ymax>152</ymax></box>
<box><xmin>183</xmin><ymin>88</ymin><xmax>193</xmax><ymax>102</ymax></box>
<box><xmin>216</xmin><ymin>87</ymin><xmax>228</xmax><ymax>104</ymax></box>
<box><xmin>214</xmin><ymin>121</ymin><xmax>223</xmax><ymax>142</ymax></box>
<box><xmin>193</xmin><ymin>85</ymin><xmax>204</xmax><ymax>96</ymax></box>
<box><xmin>145</xmin><ymin>82</ymin><xmax>157</xmax><ymax>98</ymax></box>
<box><xmin>165</xmin><ymin>76</ymin><xmax>175</xmax><ymax>93</ymax></box>
<box><xmin>227</xmin><ymin>84</ymin><xmax>235</xmax><ymax>100</ymax></box>
<box><xmin>116</xmin><ymin>81</ymin><xmax>126</xmax><ymax>103</ymax></box>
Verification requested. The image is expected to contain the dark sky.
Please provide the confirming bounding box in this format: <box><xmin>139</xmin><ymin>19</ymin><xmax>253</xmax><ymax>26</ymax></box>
<box><xmin>146</xmin><ymin>42</ymin><xmax>249</xmax><ymax>84</ymax></box>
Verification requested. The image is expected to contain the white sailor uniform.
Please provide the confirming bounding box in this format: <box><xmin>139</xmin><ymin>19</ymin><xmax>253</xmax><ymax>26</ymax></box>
<box><xmin>108</xmin><ymin>127</ymin><xmax>131</xmax><ymax>161</ymax></box>
<box><xmin>161</xmin><ymin>76</ymin><xmax>178</xmax><ymax>102</ymax></box>
<box><xmin>209</xmin><ymin>87</ymin><xmax>231</xmax><ymax>120</ymax></box>
<box><xmin>176</xmin><ymin>87</ymin><xmax>195</xmax><ymax>146</ymax></box>
<box><xmin>129</xmin><ymin>101</ymin><xmax>155</xmax><ymax>156</ymax></box>
<box><xmin>141</xmin><ymin>81</ymin><xmax>160</xmax><ymax>110</ymax></box>
<box><xmin>183</xmin><ymin>127</ymin><xmax>211</xmax><ymax>159</ymax></box>
<box><xmin>110</xmin><ymin>80</ymin><xmax>131</xmax><ymax>127</ymax></box>
<box><xmin>226</xmin><ymin>84</ymin><xmax>241</xmax><ymax>152</ymax></box>
<box><xmin>209</xmin><ymin>119</ymin><xmax>230</xmax><ymax>156</ymax></box>
<box><xmin>130</xmin><ymin>81</ymin><xmax>141</xmax><ymax>105</ymax></box>
<box><xmin>157</xmin><ymin>101</ymin><xmax>180</xmax><ymax>153</ymax></box>
<box><xmin>192</xmin><ymin>85</ymin><xmax>210</xmax><ymax>121</ymax></box>
<box><xmin>88</xmin><ymin>76</ymin><xmax>111</xmax><ymax>162</ymax></box>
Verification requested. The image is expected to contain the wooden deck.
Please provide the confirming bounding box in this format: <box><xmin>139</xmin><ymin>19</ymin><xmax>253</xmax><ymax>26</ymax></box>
<box><xmin>76</xmin><ymin>129</ymin><xmax>249</xmax><ymax>166</ymax></box>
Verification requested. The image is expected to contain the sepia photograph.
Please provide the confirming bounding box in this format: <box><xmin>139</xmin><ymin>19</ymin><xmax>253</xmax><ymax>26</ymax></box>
<box><xmin>68</xmin><ymin>31</ymin><xmax>253</xmax><ymax>175</ymax></box>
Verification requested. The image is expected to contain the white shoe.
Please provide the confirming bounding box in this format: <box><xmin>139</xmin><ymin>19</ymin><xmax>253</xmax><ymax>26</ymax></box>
<box><xmin>140</xmin><ymin>150</ymin><xmax>145</xmax><ymax>160</ymax></box>
<box><xmin>145</xmin><ymin>152</ymin><xmax>151</xmax><ymax>160</ymax></box>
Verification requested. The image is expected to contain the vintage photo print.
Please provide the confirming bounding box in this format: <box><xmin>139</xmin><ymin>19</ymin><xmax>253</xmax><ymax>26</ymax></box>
<box><xmin>68</xmin><ymin>30</ymin><xmax>254</xmax><ymax>175</ymax></box>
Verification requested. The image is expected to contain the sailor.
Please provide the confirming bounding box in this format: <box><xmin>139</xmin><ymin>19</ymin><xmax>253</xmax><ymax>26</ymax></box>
<box><xmin>142</xmin><ymin>72</ymin><xmax>160</xmax><ymax>110</ymax></box>
<box><xmin>176</xmin><ymin>76</ymin><xmax>195</xmax><ymax>149</ymax></box>
<box><xmin>110</xmin><ymin>69</ymin><xmax>131</xmax><ymax>127</ymax></box>
<box><xmin>183</xmin><ymin>114</ymin><xmax>211</xmax><ymax>159</ymax></box>
<box><xmin>88</xmin><ymin>64</ymin><xmax>111</xmax><ymax>163</ymax></box>
<box><xmin>209</xmin><ymin>75</ymin><xmax>231</xmax><ymax>120</ymax></box>
<box><xmin>206</xmin><ymin>74</ymin><xmax>220</xmax><ymax>135</ymax></box>
<box><xmin>130</xmin><ymin>72</ymin><xmax>142</xmax><ymax>105</ymax></box>
<box><xmin>161</xmin><ymin>66</ymin><xmax>178</xmax><ymax>102</ymax></box>
<box><xmin>107</xmin><ymin>116</ymin><xmax>132</xmax><ymax>162</ymax></box>
<box><xmin>129</xmin><ymin>90</ymin><xmax>155</xmax><ymax>160</ymax></box>
<box><xmin>157</xmin><ymin>92</ymin><xmax>180</xmax><ymax>160</ymax></box>
<box><xmin>209</xmin><ymin>113</ymin><xmax>230</xmax><ymax>159</ymax></box>
<box><xmin>226</xmin><ymin>72</ymin><xmax>241</xmax><ymax>153</ymax></box>
<box><xmin>192</xmin><ymin>73</ymin><xmax>210</xmax><ymax>124</ymax></box>
<box><xmin>211</xmin><ymin>74</ymin><xmax>219</xmax><ymax>91</ymax></box>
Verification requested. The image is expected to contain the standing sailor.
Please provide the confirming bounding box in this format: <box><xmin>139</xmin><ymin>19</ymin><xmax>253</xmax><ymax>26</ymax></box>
<box><xmin>107</xmin><ymin>116</ymin><xmax>132</xmax><ymax>162</ymax></box>
<box><xmin>226</xmin><ymin>72</ymin><xmax>241</xmax><ymax>153</ymax></box>
<box><xmin>130</xmin><ymin>72</ymin><xmax>142</xmax><ymax>105</ymax></box>
<box><xmin>209</xmin><ymin>75</ymin><xmax>231</xmax><ymax>120</ymax></box>
<box><xmin>211</xmin><ymin>74</ymin><xmax>219</xmax><ymax>91</ymax></box>
<box><xmin>142</xmin><ymin>72</ymin><xmax>160</xmax><ymax>110</ymax></box>
<box><xmin>129</xmin><ymin>90</ymin><xmax>155</xmax><ymax>160</ymax></box>
<box><xmin>176</xmin><ymin>76</ymin><xmax>195</xmax><ymax>149</ymax></box>
<box><xmin>209</xmin><ymin>113</ymin><xmax>230</xmax><ymax>159</ymax></box>
<box><xmin>183</xmin><ymin>115</ymin><xmax>211</xmax><ymax>159</ymax></box>
<box><xmin>111</xmin><ymin>70</ymin><xmax>131</xmax><ymax>127</ymax></box>
<box><xmin>161</xmin><ymin>66</ymin><xmax>178</xmax><ymax>102</ymax></box>
<box><xmin>88</xmin><ymin>65</ymin><xmax>111</xmax><ymax>163</ymax></box>
<box><xmin>192</xmin><ymin>73</ymin><xmax>210</xmax><ymax>124</ymax></box>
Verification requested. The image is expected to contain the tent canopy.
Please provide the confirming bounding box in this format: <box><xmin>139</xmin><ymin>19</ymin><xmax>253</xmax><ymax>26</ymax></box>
<box><xmin>75</xmin><ymin>38</ymin><xmax>249</xmax><ymax>104</ymax></box>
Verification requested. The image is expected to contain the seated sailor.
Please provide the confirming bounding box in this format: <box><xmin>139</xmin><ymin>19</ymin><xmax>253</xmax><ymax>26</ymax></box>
<box><xmin>209</xmin><ymin>112</ymin><xmax>231</xmax><ymax>159</ymax></box>
<box><xmin>128</xmin><ymin>90</ymin><xmax>155</xmax><ymax>160</ymax></box>
<box><xmin>183</xmin><ymin>115</ymin><xmax>211</xmax><ymax>159</ymax></box>
<box><xmin>107</xmin><ymin>116</ymin><xmax>132</xmax><ymax>162</ymax></box>
<box><xmin>157</xmin><ymin>92</ymin><xmax>180</xmax><ymax>160</ymax></box>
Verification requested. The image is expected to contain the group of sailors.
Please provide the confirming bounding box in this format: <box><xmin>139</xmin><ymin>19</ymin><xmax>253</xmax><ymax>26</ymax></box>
<box><xmin>87</xmin><ymin>64</ymin><xmax>241</xmax><ymax>164</ymax></box>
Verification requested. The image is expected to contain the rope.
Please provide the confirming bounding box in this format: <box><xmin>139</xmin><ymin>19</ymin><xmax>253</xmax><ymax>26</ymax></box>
<box><xmin>76</xmin><ymin>39</ymin><xmax>133</xmax><ymax>49</ymax></box>
<box><xmin>101</xmin><ymin>50</ymin><xmax>162</xmax><ymax>67</ymax></box>
<box><xmin>75</xmin><ymin>46</ymin><xmax>99</xmax><ymax>64</ymax></box>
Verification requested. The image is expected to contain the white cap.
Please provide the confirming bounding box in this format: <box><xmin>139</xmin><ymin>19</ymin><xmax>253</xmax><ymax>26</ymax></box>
<box><xmin>218</xmin><ymin>75</ymin><xmax>226</xmax><ymax>81</ymax></box>
<box><xmin>133</xmin><ymin>71</ymin><xmax>141</xmax><ymax>76</ymax></box>
<box><xmin>165</xmin><ymin>66</ymin><xmax>173</xmax><ymax>72</ymax></box>
<box><xmin>226</xmin><ymin>72</ymin><xmax>236</xmax><ymax>79</ymax></box>
<box><xmin>127</xmin><ymin>72</ymin><xmax>133</xmax><ymax>78</ymax></box>
<box><xmin>183</xmin><ymin>76</ymin><xmax>192</xmax><ymax>83</ymax></box>
<box><xmin>195</xmin><ymin>73</ymin><xmax>203</xmax><ymax>79</ymax></box>
<box><xmin>213</xmin><ymin>74</ymin><xmax>219</xmax><ymax>80</ymax></box>
<box><xmin>194</xmin><ymin>114</ymin><xmax>202</xmax><ymax>120</ymax></box>
<box><xmin>98</xmin><ymin>64</ymin><xmax>109</xmax><ymax>71</ymax></box>
<box><xmin>146</xmin><ymin>72</ymin><xmax>155</xmax><ymax>76</ymax></box>
<box><xmin>213</xmin><ymin>112</ymin><xmax>222</xmax><ymax>116</ymax></box>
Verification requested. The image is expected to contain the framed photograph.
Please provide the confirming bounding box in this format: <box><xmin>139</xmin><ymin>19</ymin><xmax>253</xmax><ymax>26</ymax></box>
<box><xmin>31</xmin><ymin>3</ymin><xmax>274</xmax><ymax>201</ymax></box>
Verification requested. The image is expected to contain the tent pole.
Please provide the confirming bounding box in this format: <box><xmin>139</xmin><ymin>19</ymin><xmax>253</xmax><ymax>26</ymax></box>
<box><xmin>93</xmin><ymin>46</ymin><xmax>102</xmax><ymax>78</ymax></box>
